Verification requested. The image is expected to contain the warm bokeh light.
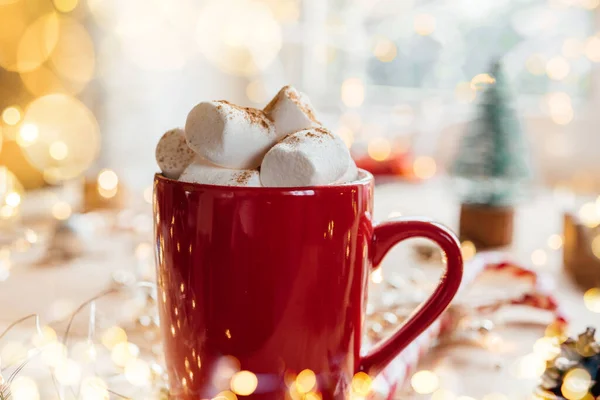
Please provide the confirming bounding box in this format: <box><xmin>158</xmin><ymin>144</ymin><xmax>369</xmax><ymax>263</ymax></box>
<box><xmin>2</xmin><ymin>106</ymin><xmax>22</xmax><ymax>126</ymax></box>
<box><xmin>10</xmin><ymin>376</ymin><xmax>40</xmax><ymax>400</ymax></box>
<box><xmin>124</xmin><ymin>358</ymin><xmax>151</xmax><ymax>386</ymax></box>
<box><xmin>16</xmin><ymin>12</ymin><xmax>59</xmax><ymax>73</ymax></box>
<box><xmin>351</xmin><ymin>372</ymin><xmax>372</xmax><ymax>396</ymax></box>
<box><xmin>101</xmin><ymin>326</ymin><xmax>128</xmax><ymax>351</ymax></box>
<box><xmin>20</xmin><ymin>94</ymin><xmax>100</xmax><ymax>181</ymax></box>
<box><xmin>143</xmin><ymin>186</ymin><xmax>153</xmax><ymax>204</ymax></box>
<box><xmin>367</xmin><ymin>138</ymin><xmax>391</xmax><ymax>161</ymax></box>
<box><xmin>111</xmin><ymin>341</ymin><xmax>140</xmax><ymax>368</ymax></box>
<box><xmin>461</xmin><ymin>241</ymin><xmax>476</xmax><ymax>261</ymax></box>
<box><xmin>17</xmin><ymin>123</ymin><xmax>39</xmax><ymax>147</ymax></box>
<box><xmin>455</xmin><ymin>82</ymin><xmax>477</xmax><ymax>102</ymax></box>
<box><xmin>413</xmin><ymin>156</ymin><xmax>437</xmax><ymax>179</ymax></box>
<box><xmin>562</xmin><ymin>38</ymin><xmax>583</xmax><ymax>58</ymax></box>
<box><xmin>5</xmin><ymin>192</ymin><xmax>21</xmax><ymax>208</ymax></box>
<box><xmin>246</xmin><ymin>80</ymin><xmax>268</xmax><ymax>103</ymax></box>
<box><xmin>214</xmin><ymin>390</ymin><xmax>238</xmax><ymax>400</ymax></box>
<box><xmin>373</xmin><ymin>37</ymin><xmax>397</xmax><ymax>62</ymax></box>
<box><xmin>51</xmin><ymin>201</ymin><xmax>71</xmax><ymax>220</ymax></box>
<box><xmin>414</xmin><ymin>13</ymin><xmax>436</xmax><ymax>36</ymax></box>
<box><xmin>584</xmin><ymin>36</ymin><xmax>600</xmax><ymax>62</ymax></box>
<box><xmin>371</xmin><ymin>267</ymin><xmax>383</xmax><ymax>283</ymax></box>
<box><xmin>196</xmin><ymin>0</ymin><xmax>282</xmax><ymax>76</ymax></box>
<box><xmin>80</xmin><ymin>376</ymin><xmax>109</xmax><ymax>400</ymax></box>
<box><xmin>1</xmin><ymin>341</ymin><xmax>28</xmax><ymax>366</ymax></box>
<box><xmin>547</xmin><ymin>234</ymin><xmax>564</xmax><ymax>250</ymax></box>
<box><xmin>336</xmin><ymin>126</ymin><xmax>354</xmax><ymax>148</ymax></box>
<box><xmin>31</xmin><ymin>325</ymin><xmax>57</xmax><ymax>348</ymax></box>
<box><xmin>546</xmin><ymin>56</ymin><xmax>570</xmax><ymax>80</ymax></box>
<box><xmin>583</xmin><ymin>288</ymin><xmax>600</xmax><ymax>313</ymax></box>
<box><xmin>230</xmin><ymin>370</ymin><xmax>258</xmax><ymax>396</ymax></box>
<box><xmin>561</xmin><ymin>368</ymin><xmax>592</xmax><ymax>400</ymax></box>
<box><xmin>578</xmin><ymin>202</ymin><xmax>600</xmax><ymax>227</ymax></box>
<box><xmin>531</xmin><ymin>249</ymin><xmax>548</xmax><ymax>266</ymax></box>
<box><xmin>482</xmin><ymin>394</ymin><xmax>508</xmax><ymax>400</ymax></box>
<box><xmin>49</xmin><ymin>16</ymin><xmax>95</xmax><ymax>86</ymax></box>
<box><xmin>526</xmin><ymin>54</ymin><xmax>547</xmax><ymax>75</ymax></box>
<box><xmin>431</xmin><ymin>389</ymin><xmax>456</xmax><ymax>400</ymax></box>
<box><xmin>411</xmin><ymin>370</ymin><xmax>439</xmax><ymax>394</ymax></box>
<box><xmin>49</xmin><ymin>140</ymin><xmax>68</xmax><ymax>160</ymax></box>
<box><xmin>295</xmin><ymin>369</ymin><xmax>316</xmax><ymax>394</ymax></box>
<box><xmin>515</xmin><ymin>353</ymin><xmax>546</xmax><ymax>379</ymax></box>
<box><xmin>40</xmin><ymin>341</ymin><xmax>67</xmax><ymax>368</ymax></box>
<box><xmin>470</xmin><ymin>73</ymin><xmax>496</xmax><ymax>90</ymax></box>
<box><xmin>341</xmin><ymin>78</ymin><xmax>365</xmax><ymax>108</ymax></box>
<box><xmin>97</xmin><ymin>168</ymin><xmax>119</xmax><ymax>199</ymax></box>
<box><xmin>591</xmin><ymin>235</ymin><xmax>600</xmax><ymax>259</ymax></box>
<box><xmin>54</xmin><ymin>358</ymin><xmax>82</xmax><ymax>386</ymax></box>
<box><xmin>546</xmin><ymin>91</ymin><xmax>574</xmax><ymax>125</ymax></box>
<box><xmin>533</xmin><ymin>337</ymin><xmax>561</xmax><ymax>361</ymax></box>
<box><xmin>53</xmin><ymin>0</ymin><xmax>79</xmax><ymax>13</ymax></box>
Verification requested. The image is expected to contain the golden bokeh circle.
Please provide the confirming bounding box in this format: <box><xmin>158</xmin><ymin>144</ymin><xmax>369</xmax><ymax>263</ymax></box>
<box><xmin>20</xmin><ymin>94</ymin><xmax>100</xmax><ymax>181</ymax></box>
<box><xmin>196</xmin><ymin>0</ymin><xmax>282</xmax><ymax>76</ymax></box>
<box><xmin>16</xmin><ymin>12</ymin><xmax>59</xmax><ymax>73</ymax></box>
<box><xmin>19</xmin><ymin>15</ymin><xmax>94</xmax><ymax>97</ymax></box>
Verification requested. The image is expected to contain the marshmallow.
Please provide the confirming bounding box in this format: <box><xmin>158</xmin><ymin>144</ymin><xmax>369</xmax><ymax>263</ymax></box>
<box><xmin>260</xmin><ymin>128</ymin><xmax>352</xmax><ymax>187</ymax></box>
<box><xmin>155</xmin><ymin>128</ymin><xmax>196</xmax><ymax>179</ymax></box>
<box><xmin>335</xmin><ymin>158</ymin><xmax>358</xmax><ymax>184</ymax></box>
<box><xmin>264</xmin><ymin>86</ymin><xmax>320</xmax><ymax>137</ymax></box>
<box><xmin>185</xmin><ymin>101</ymin><xmax>275</xmax><ymax>169</ymax></box>
<box><xmin>179</xmin><ymin>158</ymin><xmax>261</xmax><ymax>187</ymax></box>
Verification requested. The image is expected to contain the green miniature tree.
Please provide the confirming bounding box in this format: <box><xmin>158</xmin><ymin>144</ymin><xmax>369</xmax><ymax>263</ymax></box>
<box><xmin>451</xmin><ymin>60</ymin><xmax>533</xmax><ymax>206</ymax></box>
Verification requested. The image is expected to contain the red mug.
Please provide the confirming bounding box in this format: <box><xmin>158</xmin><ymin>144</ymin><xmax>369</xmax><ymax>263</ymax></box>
<box><xmin>154</xmin><ymin>170</ymin><xmax>463</xmax><ymax>400</ymax></box>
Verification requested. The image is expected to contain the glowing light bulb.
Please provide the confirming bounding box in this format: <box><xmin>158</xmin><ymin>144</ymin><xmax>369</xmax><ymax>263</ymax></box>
<box><xmin>10</xmin><ymin>376</ymin><xmax>39</xmax><ymax>400</ymax></box>
<box><xmin>17</xmin><ymin>124</ymin><xmax>39</xmax><ymax>146</ymax></box>
<box><xmin>111</xmin><ymin>342</ymin><xmax>140</xmax><ymax>368</ymax></box>
<box><xmin>413</xmin><ymin>156</ymin><xmax>437</xmax><ymax>179</ymax></box>
<box><xmin>351</xmin><ymin>372</ymin><xmax>372</xmax><ymax>396</ymax></box>
<box><xmin>531</xmin><ymin>249</ymin><xmax>547</xmax><ymax>266</ymax></box>
<box><xmin>367</xmin><ymin>138</ymin><xmax>391</xmax><ymax>161</ymax></box>
<box><xmin>584</xmin><ymin>288</ymin><xmax>600</xmax><ymax>313</ymax></box>
<box><xmin>51</xmin><ymin>201</ymin><xmax>72</xmax><ymax>220</ymax></box>
<box><xmin>54</xmin><ymin>358</ymin><xmax>82</xmax><ymax>386</ymax></box>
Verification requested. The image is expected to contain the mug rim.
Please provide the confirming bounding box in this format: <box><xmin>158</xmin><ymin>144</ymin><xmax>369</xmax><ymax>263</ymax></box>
<box><xmin>154</xmin><ymin>168</ymin><xmax>374</xmax><ymax>193</ymax></box>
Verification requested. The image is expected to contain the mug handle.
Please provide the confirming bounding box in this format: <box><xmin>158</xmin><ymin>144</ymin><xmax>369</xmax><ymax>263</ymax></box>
<box><xmin>358</xmin><ymin>218</ymin><xmax>464</xmax><ymax>376</ymax></box>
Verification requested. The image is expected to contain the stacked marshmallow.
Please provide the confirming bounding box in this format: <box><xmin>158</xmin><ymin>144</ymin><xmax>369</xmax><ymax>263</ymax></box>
<box><xmin>155</xmin><ymin>86</ymin><xmax>357</xmax><ymax>187</ymax></box>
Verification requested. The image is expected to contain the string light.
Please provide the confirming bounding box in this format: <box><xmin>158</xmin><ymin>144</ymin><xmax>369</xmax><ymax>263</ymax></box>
<box><xmin>515</xmin><ymin>353</ymin><xmax>546</xmax><ymax>379</ymax></box>
<box><xmin>561</xmin><ymin>368</ymin><xmax>592</xmax><ymax>400</ymax></box>
<box><xmin>431</xmin><ymin>389</ymin><xmax>456</xmax><ymax>400</ymax></box>
<box><xmin>578</xmin><ymin>202</ymin><xmax>600</xmax><ymax>227</ymax></box>
<box><xmin>5</xmin><ymin>192</ymin><xmax>21</xmax><ymax>208</ymax></box>
<box><xmin>411</xmin><ymin>370</ymin><xmax>439</xmax><ymax>394</ymax></box>
<box><xmin>97</xmin><ymin>169</ymin><xmax>119</xmax><ymax>198</ymax></box>
<box><xmin>470</xmin><ymin>73</ymin><xmax>496</xmax><ymax>90</ymax></box>
<box><xmin>17</xmin><ymin>123</ymin><xmax>39</xmax><ymax>147</ymax></box>
<box><xmin>460</xmin><ymin>241</ymin><xmax>476</xmax><ymax>261</ymax></box>
<box><xmin>533</xmin><ymin>337</ymin><xmax>561</xmax><ymax>361</ymax></box>
<box><xmin>80</xmin><ymin>376</ymin><xmax>109</xmax><ymax>400</ymax></box>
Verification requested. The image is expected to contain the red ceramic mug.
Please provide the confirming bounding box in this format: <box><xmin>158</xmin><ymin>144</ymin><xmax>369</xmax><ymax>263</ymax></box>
<box><xmin>154</xmin><ymin>170</ymin><xmax>463</xmax><ymax>400</ymax></box>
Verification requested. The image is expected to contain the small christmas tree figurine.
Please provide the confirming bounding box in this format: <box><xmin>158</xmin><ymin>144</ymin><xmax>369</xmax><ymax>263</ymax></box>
<box><xmin>451</xmin><ymin>60</ymin><xmax>532</xmax><ymax>249</ymax></box>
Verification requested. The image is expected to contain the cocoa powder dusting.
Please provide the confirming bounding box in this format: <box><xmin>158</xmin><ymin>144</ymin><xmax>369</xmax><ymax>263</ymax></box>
<box><xmin>234</xmin><ymin>171</ymin><xmax>253</xmax><ymax>185</ymax></box>
<box><xmin>286</xmin><ymin>87</ymin><xmax>320</xmax><ymax>124</ymax></box>
<box><xmin>218</xmin><ymin>100</ymin><xmax>271</xmax><ymax>131</ymax></box>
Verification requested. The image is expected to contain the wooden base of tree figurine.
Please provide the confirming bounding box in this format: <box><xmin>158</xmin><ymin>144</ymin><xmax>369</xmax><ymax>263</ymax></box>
<box><xmin>459</xmin><ymin>204</ymin><xmax>514</xmax><ymax>249</ymax></box>
<box><xmin>450</xmin><ymin>60</ymin><xmax>532</xmax><ymax>249</ymax></box>
<box><xmin>563</xmin><ymin>212</ymin><xmax>600</xmax><ymax>291</ymax></box>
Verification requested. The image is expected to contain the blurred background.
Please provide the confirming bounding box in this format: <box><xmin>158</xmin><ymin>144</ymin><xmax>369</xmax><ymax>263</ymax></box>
<box><xmin>2</xmin><ymin>0</ymin><xmax>600</xmax><ymax>193</ymax></box>
<box><xmin>2</xmin><ymin>1</ymin><xmax>600</xmax><ymax>399</ymax></box>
